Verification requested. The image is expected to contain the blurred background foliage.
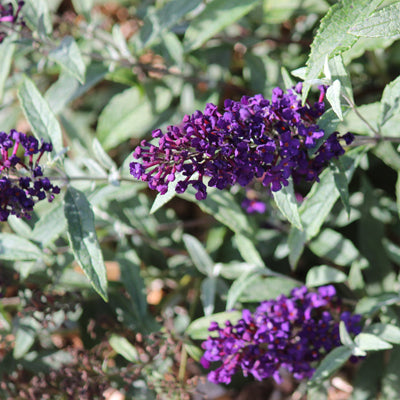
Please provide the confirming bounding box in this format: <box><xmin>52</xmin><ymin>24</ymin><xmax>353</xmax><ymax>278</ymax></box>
<box><xmin>1</xmin><ymin>0</ymin><xmax>400</xmax><ymax>399</ymax></box>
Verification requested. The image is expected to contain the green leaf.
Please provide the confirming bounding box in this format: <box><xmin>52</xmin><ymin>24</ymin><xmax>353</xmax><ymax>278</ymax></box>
<box><xmin>281</xmin><ymin>67</ymin><xmax>295</xmax><ymax>89</ymax></box>
<box><xmin>309</xmin><ymin>346</ymin><xmax>353</xmax><ymax>384</ymax></box>
<box><xmin>234</xmin><ymin>234</ymin><xmax>268</xmax><ymax>270</ymax></box>
<box><xmin>18</xmin><ymin>76</ymin><xmax>63</xmax><ymax>154</ymax></box>
<box><xmin>97</xmin><ymin>85</ymin><xmax>172</xmax><ymax>150</ymax></box>
<box><xmin>64</xmin><ymin>187</ymin><xmax>108</xmax><ymax>301</ymax></box>
<box><xmin>109</xmin><ymin>335</ymin><xmax>139</xmax><ymax>363</ymax></box>
<box><xmin>288</xmin><ymin>228</ymin><xmax>307</xmax><ymax>268</ymax></box>
<box><xmin>355</xmin><ymin>293</ymin><xmax>400</xmax><ymax>315</ymax></box>
<box><xmin>299</xmin><ymin>147</ymin><xmax>364</xmax><ymax>240</ymax></box>
<box><xmin>289</xmin><ymin>148</ymin><xmax>364</xmax><ymax>268</ymax></box>
<box><xmin>45</xmin><ymin>63</ymin><xmax>109</xmax><ymax>115</ymax></box>
<box><xmin>326</xmin><ymin>79</ymin><xmax>343</xmax><ymax>120</ymax></box>
<box><xmin>349</xmin><ymin>3</ymin><xmax>400</xmax><ymax>38</ymax></box>
<box><xmin>31</xmin><ymin>202</ymin><xmax>66</xmax><ymax>246</ymax></box>
<box><xmin>0</xmin><ymin>233</ymin><xmax>42</xmax><ymax>261</ymax></box>
<box><xmin>379</xmin><ymin>75</ymin><xmax>400</xmax><ymax>127</ymax></box>
<box><xmin>13</xmin><ymin>317</ymin><xmax>40</xmax><ymax>359</ymax></box>
<box><xmin>306</xmin><ymin>265</ymin><xmax>347</xmax><ymax>287</ymax></box>
<box><xmin>0</xmin><ymin>35</ymin><xmax>15</xmax><ymax>102</ymax></box>
<box><xmin>272</xmin><ymin>178</ymin><xmax>303</xmax><ymax>230</ymax></box>
<box><xmin>303</xmin><ymin>0</ymin><xmax>383</xmax><ymax>101</ymax></box>
<box><xmin>22</xmin><ymin>0</ymin><xmax>52</xmax><ymax>35</ymax></box>
<box><xmin>352</xmin><ymin>352</ymin><xmax>384</xmax><ymax>400</ymax></box>
<box><xmin>330</xmin><ymin>158</ymin><xmax>351</xmax><ymax>217</ymax></box>
<box><xmin>309</xmin><ymin>228</ymin><xmax>359</xmax><ymax>266</ymax></box>
<box><xmin>48</xmin><ymin>36</ymin><xmax>86</xmax><ymax>83</ymax></box>
<box><xmin>7</xmin><ymin>215</ymin><xmax>32</xmax><ymax>239</ymax></box>
<box><xmin>373</xmin><ymin>141</ymin><xmax>400</xmax><ymax>171</ymax></box>
<box><xmin>184</xmin><ymin>343</ymin><xmax>203</xmax><ymax>362</ymax></box>
<box><xmin>226</xmin><ymin>269</ymin><xmax>262</xmax><ymax>310</ymax></box>
<box><xmin>92</xmin><ymin>138</ymin><xmax>117</xmax><ymax>172</ymax></box>
<box><xmin>358</xmin><ymin>177</ymin><xmax>396</xmax><ymax>293</ymax></box>
<box><xmin>201</xmin><ymin>277</ymin><xmax>218</xmax><ymax>316</ymax></box>
<box><xmin>263</xmin><ymin>0</ymin><xmax>329</xmax><ymax>24</ymax></box>
<box><xmin>364</xmin><ymin>323</ymin><xmax>400</xmax><ymax>345</ymax></box>
<box><xmin>383</xmin><ymin>238</ymin><xmax>400</xmax><ymax>265</ymax></box>
<box><xmin>339</xmin><ymin>321</ymin><xmax>355</xmax><ymax>348</ymax></box>
<box><xmin>186</xmin><ymin>311</ymin><xmax>242</xmax><ymax>340</ymax></box>
<box><xmin>149</xmin><ymin>172</ymin><xmax>185</xmax><ymax>214</ymax></box>
<box><xmin>328</xmin><ymin>54</ymin><xmax>354</xmax><ymax>103</ymax></box>
<box><xmin>382</xmin><ymin>347</ymin><xmax>400</xmax><ymax>400</ymax></box>
<box><xmin>117</xmin><ymin>247</ymin><xmax>150</xmax><ymax>323</ymax></box>
<box><xmin>238</xmin><ymin>276</ymin><xmax>299</xmax><ymax>303</ymax></box>
<box><xmin>71</xmin><ymin>0</ymin><xmax>93</xmax><ymax>19</ymax></box>
<box><xmin>183</xmin><ymin>233</ymin><xmax>215</xmax><ymax>277</ymax></box>
<box><xmin>355</xmin><ymin>333</ymin><xmax>393</xmax><ymax>351</ymax></box>
<box><xmin>180</xmin><ymin>187</ymin><xmax>255</xmax><ymax>237</ymax></box>
<box><xmin>139</xmin><ymin>0</ymin><xmax>202</xmax><ymax>49</ymax></box>
<box><xmin>150</xmin><ymin>190</ymin><xmax>176</xmax><ymax>214</ymax></box>
<box><xmin>183</xmin><ymin>0</ymin><xmax>261</xmax><ymax>52</ymax></box>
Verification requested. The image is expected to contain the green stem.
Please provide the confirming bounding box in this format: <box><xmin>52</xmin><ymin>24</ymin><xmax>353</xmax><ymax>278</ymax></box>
<box><xmin>342</xmin><ymin>94</ymin><xmax>382</xmax><ymax>139</ymax></box>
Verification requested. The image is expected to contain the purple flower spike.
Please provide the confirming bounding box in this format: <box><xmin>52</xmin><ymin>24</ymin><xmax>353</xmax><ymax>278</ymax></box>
<box><xmin>0</xmin><ymin>130</ymin><xmax>59</xmax><ymax>221</ymax></box>
<box><xmin>130</xmin><ymin>85</ymin><xmax>354</xmax><ymax>199</ymax></box>
<box><xmin>200</xmin><ymin>285</ymin><xmax>362</xmax><ymax>385</ymax></box>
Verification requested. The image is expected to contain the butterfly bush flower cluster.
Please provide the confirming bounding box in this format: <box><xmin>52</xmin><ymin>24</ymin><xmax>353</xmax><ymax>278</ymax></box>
<box><xmin>200</xmin><ymin>285</ymin><xmax>362</xmax><ymax>385</ymax></box>
<box><xmin>130</xmin><ymin>84</ymin><xmax>354</xmax><ymax>200</ymax></box>
<box><xmin>0</xmin><ymin>1</ymin><xmax>24</xmax><ymax>43</ymax></box>
<box><xmin>0</xmin><ymin>130</ymin><xmax>60</xmax><ymax>221</ymax></box>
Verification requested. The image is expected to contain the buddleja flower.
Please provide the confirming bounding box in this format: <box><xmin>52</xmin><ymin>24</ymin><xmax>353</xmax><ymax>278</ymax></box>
<box><xmin>200</xmin><ymin>285</ymin><xmax>362</xmax><ymax>385</ymax></box>
<box><xmin>0</xmin><ymin>1</ymin><xmax>24</xmax><ymax>43</ymax></box>
<box><xmin>0</xmin><ymin>130</ymin><xmax>60</xmax><ymax>221</ymax></box>
<box><xmin>130</xmin><ymin>84</ymin><xmax>354</xmax><ymax>200</ymax></box>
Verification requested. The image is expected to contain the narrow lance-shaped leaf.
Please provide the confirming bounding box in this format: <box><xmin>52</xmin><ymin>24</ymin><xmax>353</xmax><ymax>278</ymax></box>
<box><xmin>328</xmin><ymin>54</ymin><xmax>354</xmax><ymax>103</ymax></box>
<box><xmin>234</xmin><ymin>233</ymin><xmax>271</xmax><ymax>271</ymax></box>
<box><xmin>326</xmin><ymin>79</ymin><xmax>343</xmax><ymax>121</ymax></box>
<box><xmin>355</xmin><ymin>333</ymin><xmax>393</xmax><ymax>351</ymax></box>
<box><xmin>309</xmin><ymin>346</ymin><xmax>353</xmax><ymax>385</ymax></box>
<box><xmin>364</xmin><ymin>323</ymin><xmax>400</xmax><ymax>345</ymax></box>
<box><xmin>183</xmin><ymin>233</ymin><xmax>215</xmax><ymax>277</ymax></box>
<box><xmin>349</xmin><ymin>3</ymin><xmax>400</xmax><ymax>38</ymax></box>
<box><xmin>226</xmin><ymin>269</ymin><xmax>262</xmax><ymax>310</ymax></box>
<box><xmin>201</xmin><ymin>277</ymin><xmax>218</xmax><ymax>316</ymax></box>
<box><xmin>0</xmin><ymin>35</ymin><xmax>15</xmax><ymax>102</ymax></box>
<box><xmin>64</xmin><ymin>187</ymin><xmax>108</xmax><ymax>301</ymax></box>
<box><xmin>330</xmin><ymin>158</ymin><xmax>351</xmax><ymax>218</ymax></box>
<box><xmin>18</xmin><ymin>76</ymin><xmax>63</xmax><ymax>154</ymax></box>
<box><xmin>97</xmin><ymin>86</ymin><xmax>172</xmax><ymax>150</ymax></box>
<box><xmin>309</xmin><ymin>228</ymin><xmax>359</xmax><ymax>267</ymax></box>
<box><xmin>272</xmin><ymin>178</ymin><xmax>303</xmax><ymax>230</ymax></box>
<box><xmin>379</xmin><ymin>75</ymin><xmax>400</xmax><ymax>127</ymax></box>
<box><xmin>48</xmin><ymin>36</ymin><xmax>86</xmax><ymax>83</ymax></box>
<box><xmin>109</xmin><ymin>335</ymin><xmax>139</xmax><ymax>363</ymax></box>
<box><xmin>186</xmin><ymin>311</ymin><xmax>242</xmax><ymax>340</ymax></box>
<box><xmin>306</xmin><ymin>265</ymin><xmax>347</xmax><ymax>287</ymax></box>
<box><xmin>0</xmin><ymin>233</ymin><xmax>42</xmax><ymax>261</ymax></box>
<box><xmin>302</xmin><ymin>0</ymin><xmax>383</xmax><ymax>101</ymax></box>
<box><xmin>288</xmin><ymin>146</ymin><xmax>365</xmax><ymax>267</ymax></box>
<box><xmin>183</xmin><ymin>0</ymin><xmax>261</xmax><ymax>52</ymax></box>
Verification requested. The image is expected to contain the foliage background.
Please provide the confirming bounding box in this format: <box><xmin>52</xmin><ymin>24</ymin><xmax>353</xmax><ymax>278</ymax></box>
<box><xmin>1</xmin><ymin>0</ymin><xmax>400</xmax><ymax>399</ymax></box>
